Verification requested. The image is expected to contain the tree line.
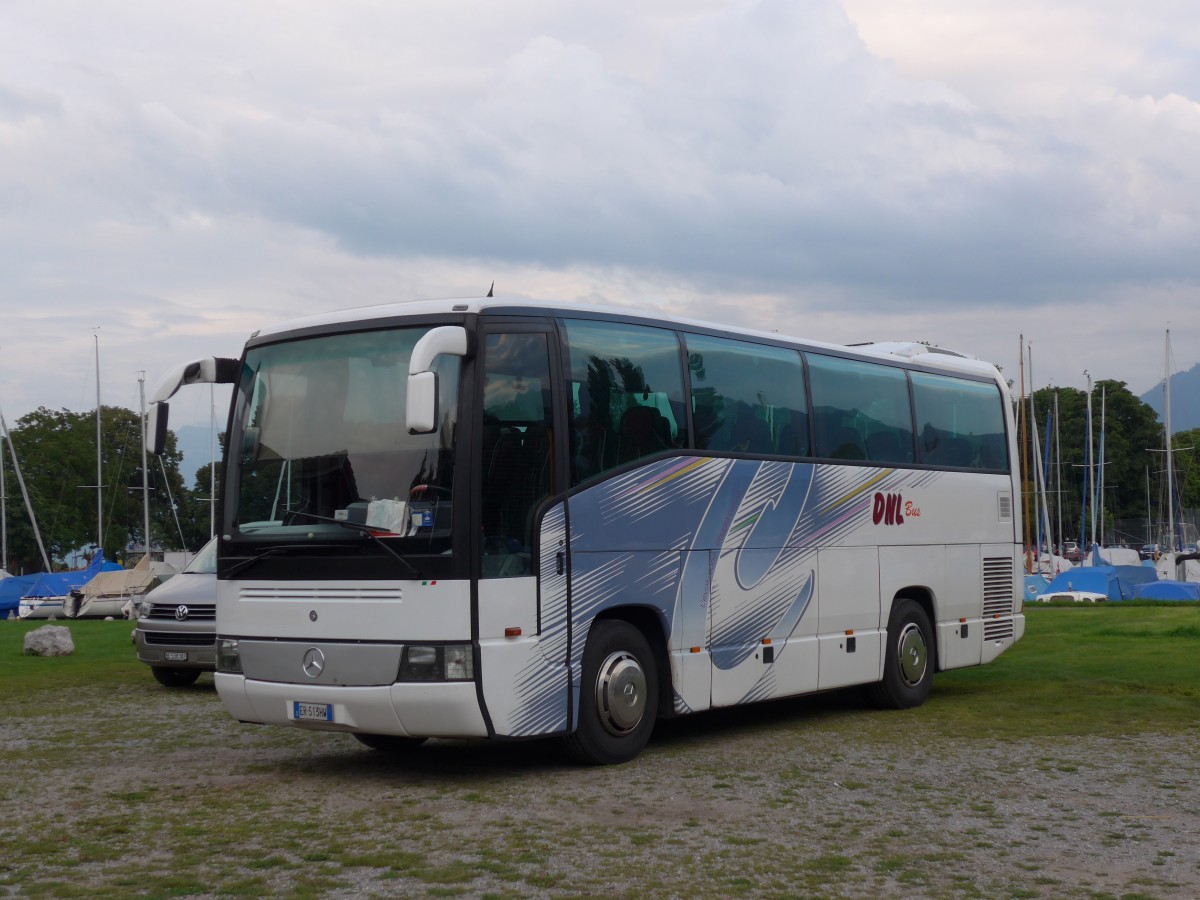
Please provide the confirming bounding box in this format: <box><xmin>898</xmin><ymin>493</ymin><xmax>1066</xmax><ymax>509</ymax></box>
<box><xmin>1</xmin><ymin>406</ymin><xmax>219</xmax><ymax>573</ymax></box>
<box><xmin>1020</xmin><ymin>380</ymin><xmax>1199</xmax><ymax>546</ymax></box>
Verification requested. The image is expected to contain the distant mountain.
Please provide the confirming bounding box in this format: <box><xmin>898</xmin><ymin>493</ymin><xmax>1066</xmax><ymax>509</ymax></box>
<box><xmin>1140</xmin><ymin>362</ymin><xmax>1200</xmax><ymax>434</ymax></box>
<box><xmin>175</xmin><ymin>424</ymin><xmax>218</xmax><ymax>488</ymax></box>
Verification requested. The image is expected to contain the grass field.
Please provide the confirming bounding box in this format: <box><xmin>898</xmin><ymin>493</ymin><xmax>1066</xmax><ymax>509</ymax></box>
<box><xmin>2</xmin><ymin>606</ymin><xmax>1198</xmax><ymax>898</ymax></box>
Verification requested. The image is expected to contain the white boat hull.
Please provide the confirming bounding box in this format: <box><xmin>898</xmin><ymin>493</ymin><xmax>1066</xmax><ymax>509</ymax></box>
<box><xmin>19</xmin><ymin>596</ymin><xmax>67</xmax><ymax>619</ymax></box>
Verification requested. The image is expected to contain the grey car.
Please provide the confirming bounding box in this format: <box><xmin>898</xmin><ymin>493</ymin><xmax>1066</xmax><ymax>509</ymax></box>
<box><xmin>135</xmin><ymin>537</ymin><xmax>217</xmax><ymax>687</ymax></box>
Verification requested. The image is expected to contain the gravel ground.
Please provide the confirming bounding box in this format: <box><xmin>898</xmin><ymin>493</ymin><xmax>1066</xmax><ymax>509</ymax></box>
<box><xmin>3</xmin><ymin>676</ymin><xmax>1199</xmax><ymax>898</ymax></box>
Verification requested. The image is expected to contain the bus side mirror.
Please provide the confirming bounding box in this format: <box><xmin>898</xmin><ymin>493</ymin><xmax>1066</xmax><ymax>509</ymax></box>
<box><xmin>147</xmin><ymin>401</ymin><xmax>170</xmax><ymax>456</ymax></box>
<box><xmin>407</xmin><ymin>327</ymin><xmax>470</xmax><ymax>434</ymax></box>
<box><xmin>147</xmin><ymin>356</ymin><xmax>241</xmax><ymax>455</ymax></box>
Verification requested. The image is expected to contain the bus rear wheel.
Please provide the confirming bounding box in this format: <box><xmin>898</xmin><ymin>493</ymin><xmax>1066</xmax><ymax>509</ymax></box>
<box><xmin>563</xmin><ymin>619</ymin><xmax>658</xmax><ymax>765</ymax></box>
<box><xmin>868</xmin><ymin>599</ymin><xmax>933</xmax><ymax>710</ymax></box>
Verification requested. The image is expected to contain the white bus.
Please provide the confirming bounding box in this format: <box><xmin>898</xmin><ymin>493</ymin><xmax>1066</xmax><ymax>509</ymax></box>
<box><xmin>149</xmin><ymin>298</ymin><xmax>1024</xmax><ymax>764</ymax></box>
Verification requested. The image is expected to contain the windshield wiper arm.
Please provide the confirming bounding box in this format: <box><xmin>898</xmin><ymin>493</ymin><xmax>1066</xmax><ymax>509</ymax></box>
<box><xmin>275</xmin><ymin>511</ymin><xmax>422</xmax><ymax>578</ymax></box>
<box><xmin>222</xmin><ymin>543</ymin><xmax>348</xmax><ymax>579</ymax></box>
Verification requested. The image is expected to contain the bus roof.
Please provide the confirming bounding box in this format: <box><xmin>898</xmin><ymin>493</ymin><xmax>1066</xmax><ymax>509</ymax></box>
<box><xmin>249</xmin><ymin>297</ymin><xmax>1004</xmax><ymax>382</ymax></box>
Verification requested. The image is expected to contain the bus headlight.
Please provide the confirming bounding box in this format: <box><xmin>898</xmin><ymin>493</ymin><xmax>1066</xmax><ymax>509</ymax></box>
<box><xmin>217</xmin><ymin>639</ymin><xmax>243</xmax><ymax>674</ymax></box>
<box><xmin>397</xmin><ymin>644</ymin><xmax>474</xmax><ymax>682</ymax></box>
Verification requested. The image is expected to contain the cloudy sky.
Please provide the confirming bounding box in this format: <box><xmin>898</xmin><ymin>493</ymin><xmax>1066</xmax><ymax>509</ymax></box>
<box><xmin>2</xmin><ymin>0</ymin><xmax>1198</xmax><ymax>429</ymax></box>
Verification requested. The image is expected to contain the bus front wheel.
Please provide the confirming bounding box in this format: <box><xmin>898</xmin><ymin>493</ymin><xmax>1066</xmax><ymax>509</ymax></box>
<box><xmin>563</xmin><ymin>620</ymin><xmax>658</xmax><ymax>765</ymax></box>
<box><xmin>869</xmin><ymin>599</ymin><xmax>933</xmax><ymax>710</ymax></box>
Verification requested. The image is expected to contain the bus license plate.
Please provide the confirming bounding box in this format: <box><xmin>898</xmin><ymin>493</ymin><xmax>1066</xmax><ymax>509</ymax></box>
<box><xmin>164</xmin><ymin>652</ymin><xmax>188</xmax><ymax>662</ymax></box>
<box><xmin>294</xmin><ymin>702</ymin><xmax>334</xmax><ymax>722</ymax></box>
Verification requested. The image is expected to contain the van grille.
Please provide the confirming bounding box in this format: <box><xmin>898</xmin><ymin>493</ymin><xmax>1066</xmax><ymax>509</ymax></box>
<box><xmin>143</xmin><ymin>631</ymin><xmax>216</xmax><ymax>647</ymax></box>
<box><xmin>145</xmin><ymin>603</ymin><xmax>215</xmax><ymax>621</ymax></box>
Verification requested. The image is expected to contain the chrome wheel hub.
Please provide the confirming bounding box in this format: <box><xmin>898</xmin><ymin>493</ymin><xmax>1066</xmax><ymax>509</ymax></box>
<box><xmin>897</xmin><ymin>623</ymin><xmax>928</xmax><ymax>687</ymax></box>
<box><xmin>595</xmin><ymin>650</ymin><xmax>647</xmax><ymax>736</ymax></box>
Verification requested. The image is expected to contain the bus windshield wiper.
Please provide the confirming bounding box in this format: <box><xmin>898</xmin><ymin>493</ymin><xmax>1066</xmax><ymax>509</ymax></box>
<box><xmin>223</xmin><ymin>544</ymin><xmax>349</xmax><ymax>579</ymax></box>
<box><xmin>273</xmin><ymin>512</ymin><xmax>422</xmax><ymax>578</ymax></box>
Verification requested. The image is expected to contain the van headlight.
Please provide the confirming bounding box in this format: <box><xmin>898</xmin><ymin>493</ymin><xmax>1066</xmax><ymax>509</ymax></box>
<box><xmin>217</xmin><ymin>639</ymin><xmax>243</xmax><ymax>674</ymax></box>
<box><xmin>397</xmin><ymin>644</ymin><xmax>474</xmax><ymax>682</ymax></box>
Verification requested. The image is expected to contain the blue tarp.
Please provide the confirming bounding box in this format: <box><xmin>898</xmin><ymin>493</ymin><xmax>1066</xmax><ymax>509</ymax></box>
<box><xmin>26</xmin><ymin>558</ymin><xmax>123</xmax><ymax>598</ymax></box>
<box><xmin>1023</xmin><ymin>574</ymin><xmax>1051</xmax><ymax>602</ymax></box>
<box><xmin>0</xmin><ymin>574</ymin><xmax>38</xmax><ymax>614</ymax></box>
<box><xmin>1133</xmin><ymin>580</ymin><xmax>1200</xmax><ymax>601</ymax></box>
<box><xmin>1039</xmin><ymin>565</ymin><xmax>1159</xmax><ymax>601</ymax></box>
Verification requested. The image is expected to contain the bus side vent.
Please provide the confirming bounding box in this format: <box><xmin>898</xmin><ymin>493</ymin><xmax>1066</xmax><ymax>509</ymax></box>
<box><xmin>982</xmin><ymin>556</ymin><xmax>1014</xmax><ymax>617</ymax></box>
<box><xmin>982</xmin><ymin>556</ymin><xmax>1015</xmax><ymax>641</ymax></box>
<box><xmin>997</xmin><ymin>493</ymin><xmax>1013</xmax><ymax>521</ymax></box>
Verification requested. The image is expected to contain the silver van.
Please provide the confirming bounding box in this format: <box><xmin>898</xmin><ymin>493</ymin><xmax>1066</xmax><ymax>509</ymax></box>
<box><xmin>135</xmin><ymin>536</ymin><xmax>217</xmax><ymax>687</ymax></box>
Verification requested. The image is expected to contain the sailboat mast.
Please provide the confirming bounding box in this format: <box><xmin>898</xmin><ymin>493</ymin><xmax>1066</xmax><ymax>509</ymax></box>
<box><xmin>0</xmin><ymin>407</ymin><xmax>52</xmax><ymax>571</ymax></box>
<box><xmin>1098</xmin><ymin>386</ymin><xmax>1106</xmax><ymax>545</ymax></box>
<box><xmin>1086</xmin><ymin>372</ymin><xmax>1096</xmax><ymax>549</ymax></box>
<box><xmin>139</xmin><ymin>372</ymin><xmax>151</xmax><ymax>558</ymax></box>
<box><xmin>1</xmin><ymin>429</ymin><xmax>6</xmax><ymax>572</ymax></box>
<box><xmin>1019</xmin><ymin>335</ymin><xmax>1030</xmax><ymax>568</ymax></box>
<box><xmin>1164</xmin><ymin>329</ymin><xmax>1175</xmax><ymax>553</ymax></box>
<box><xmin>94</xmin><ymin>331</ymin><xmax>103</xmax><ymax>556</ymax></box>
<box><xmin>1054</xmin><ymin>391</ymin><xmax>1063</xmax><ymax>552</ymax></box>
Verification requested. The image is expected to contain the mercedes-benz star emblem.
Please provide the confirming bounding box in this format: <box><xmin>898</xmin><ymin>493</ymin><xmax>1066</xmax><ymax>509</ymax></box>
<box><xmin>175</xmin><ymin>605</ymin><xmax>189</xmax><ymax>621</ymax></box>
<box><xmin>302</xmin><ymin>647</ymin><xmax>326</xmax><ymax>679</ymax></box>
<box><xmin>309</xmin><ymin>610</ymin><xmax>318</xmax><ymax>622</ymax></box>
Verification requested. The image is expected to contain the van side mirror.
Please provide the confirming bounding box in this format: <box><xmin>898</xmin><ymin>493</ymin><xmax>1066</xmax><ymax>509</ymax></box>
<box><xmin>407</xmin><ymin>327</ymin><xmax>471</xmax><ymax>433</ymax></box>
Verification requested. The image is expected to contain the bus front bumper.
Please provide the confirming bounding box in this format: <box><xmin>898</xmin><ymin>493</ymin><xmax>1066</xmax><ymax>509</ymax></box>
<box><xmin>215</xmin><ymin>673</ymin><xmax>489</xmax><ymax>739</ymax></box>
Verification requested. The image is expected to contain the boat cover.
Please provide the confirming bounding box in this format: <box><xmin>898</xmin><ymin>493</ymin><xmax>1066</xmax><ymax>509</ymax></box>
<box><xmin>0</xmin><ymin>574</ymin><xmax>38</xmax><ymax>615</ymax></box>
<box><xmin>1040</xmin><ymin>565</ymin><xmax>1158</xmax><ymax>601</ymax></box>
<box><xmin>1133</xmin><ymin>580</ymin><xmax>1200</xmax><ymax>601</ymax></box>
<box><xmin>19</xmin><ymin>554</ymin><xmax>123</xmax><ymax>599</ymax></box>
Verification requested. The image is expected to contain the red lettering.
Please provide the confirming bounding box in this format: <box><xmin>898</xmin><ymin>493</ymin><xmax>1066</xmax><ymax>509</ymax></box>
<box><xmin>874</xmin><ymin>493</ymin><xmax>906</xmax><ymax>525</ymax></box>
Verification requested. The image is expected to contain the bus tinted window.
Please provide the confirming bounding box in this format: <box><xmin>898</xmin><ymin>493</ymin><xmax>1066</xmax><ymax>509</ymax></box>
<box><xmin>685</xmin><ymin>333</ymin><xmax>808</xmax><ymax>456</ymax></box>
<box><xmin>563</xmin><ymin>319</ymin><xmax>686</xmax><ymax>483</ymax></box>
<box><xmin>808</xmin><ymin>354</ymin><xmax>914</xmax><ymax>464</ymax></box>
<box><xmin>911</xmin><ymin>371</ymin><xmax>1008</xmax><ymax>470</ymax></box>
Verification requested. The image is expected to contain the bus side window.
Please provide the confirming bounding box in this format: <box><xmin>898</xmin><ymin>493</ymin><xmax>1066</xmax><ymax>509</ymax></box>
<box><xmin>911</xmin><ymin>371</ymin><xmax>1009</xmax><ymax>471</ymax></box>
<box><xmin>808</xmin><ymin>354</ymin><xmax>911</xmax><ymax>462</ymax></box>
<box><xmin>562</xmin><ymin>319</ymin><xmax>686</xmax><ymax>484</ymax></box>
<box><xmin>683</xmin><ymin>333</ymin><xmax>806</xmax><ymax>456</ymax></box>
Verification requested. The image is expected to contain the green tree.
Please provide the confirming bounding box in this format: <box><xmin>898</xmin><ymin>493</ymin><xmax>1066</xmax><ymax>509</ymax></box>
<box><xmin>1023</xmin><ymin>381</ymin><xmax>1162</xmax><ymax>546</ymax></box>
<box><xmin>1</xmin><ymin>406</ymin><xmax>188</xmax><ymax>571</ymax></box>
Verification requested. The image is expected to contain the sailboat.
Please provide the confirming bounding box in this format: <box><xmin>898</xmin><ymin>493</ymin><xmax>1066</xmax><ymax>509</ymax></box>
<box><xmin>20</xmin><ymin>332</ymin><xmax>122</xmax><ymax>618</ymax></box>
<box><xmin>1135</xmin><ymin>330</ymin><xmax>1200</xmax><ymax>598</ymax></box>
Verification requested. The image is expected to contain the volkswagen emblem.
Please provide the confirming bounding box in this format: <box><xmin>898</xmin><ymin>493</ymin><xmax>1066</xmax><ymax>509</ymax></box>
<box><xmin>309</xmin><ymin>610</ymin><xmax>318</xmax><ymax>622</ymax></box>
<box><xmin>302</xmin><ymin>647</ymin><xmax>326</xmax><ymax>679</ymax></box>
<box><xmin>175</xmin><ymin>605</ymin><xmax>189</xmax><ymax>621</ymax></box>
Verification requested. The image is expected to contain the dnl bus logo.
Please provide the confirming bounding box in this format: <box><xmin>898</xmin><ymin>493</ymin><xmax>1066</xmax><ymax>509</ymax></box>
<box><xmin>872</xmin><ymin>492</ymin><xmax>905</xmax><ymax>526</ymax></box>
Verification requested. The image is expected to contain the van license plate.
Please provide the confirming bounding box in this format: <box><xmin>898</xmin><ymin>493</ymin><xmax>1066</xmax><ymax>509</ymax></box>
<box><xmin>294</xmin><ymin>702</ymin><xmax>333</xmax><ymax>722</ymax></box>
<box><xmin>164</xmin><ymin>652</ymin><xmax>187</xmax><ymax>662</ymax></box>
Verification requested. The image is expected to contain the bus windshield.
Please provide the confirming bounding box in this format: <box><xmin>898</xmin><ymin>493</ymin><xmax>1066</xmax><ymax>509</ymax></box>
<box><xmin>229</xmin><ymin>327</ymin><xmax>459</xmax><ymax>554</ymax></box>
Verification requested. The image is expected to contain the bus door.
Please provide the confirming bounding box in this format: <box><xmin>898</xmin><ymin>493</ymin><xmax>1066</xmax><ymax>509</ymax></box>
<box><xmin>475</xmin><ymin>323</ymin><xmax>573</xmax><ymax>738</ymax></box>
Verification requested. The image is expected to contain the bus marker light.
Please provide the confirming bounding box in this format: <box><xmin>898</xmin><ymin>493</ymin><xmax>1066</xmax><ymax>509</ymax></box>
<box><xmin>505</xmin><ymin>627</ymin><xmax>522</xmax><ymax>638</ymax></box>
<box><xmin>690</xmin><ymin>646</ymin><xmax>702</xmax><ymax>654</ymax></box>
<box><xmin>762</xmin><ymin>638</ymin><xmax>772</xmax><ymax>645</ymax></box>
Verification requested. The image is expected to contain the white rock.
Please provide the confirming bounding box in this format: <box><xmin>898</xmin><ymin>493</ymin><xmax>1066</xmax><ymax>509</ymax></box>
<box><xmin>23</xmin><ymin>625</ymin><xmax>75</xmax><ymax>657</ymax></box>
